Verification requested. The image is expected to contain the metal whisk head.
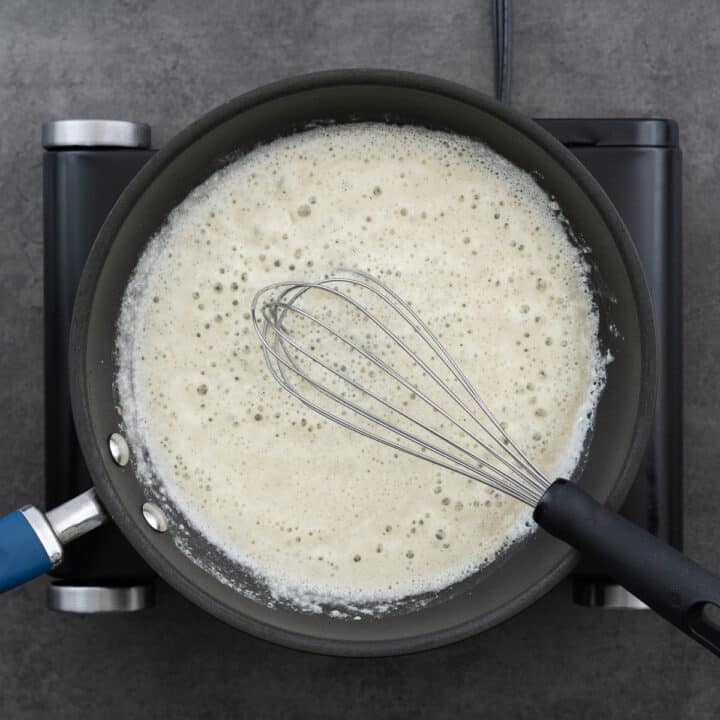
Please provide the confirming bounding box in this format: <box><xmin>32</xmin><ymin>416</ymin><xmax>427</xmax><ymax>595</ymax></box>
<box><xmin>251</xmin><ymin>269</ymin><xmax>552</xmax><ymax>507</ymax></box>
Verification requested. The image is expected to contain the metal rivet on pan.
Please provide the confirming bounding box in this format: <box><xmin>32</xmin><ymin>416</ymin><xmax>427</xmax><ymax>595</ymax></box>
<box><xmin>108</xmin><ymin>433</ymin><xmax>130</xmax><ymax>466</ymax></box>
<box><xmin>142</xmin><ymin>502</ymin><xmax>168</xmax><ymax>533</ymax></box>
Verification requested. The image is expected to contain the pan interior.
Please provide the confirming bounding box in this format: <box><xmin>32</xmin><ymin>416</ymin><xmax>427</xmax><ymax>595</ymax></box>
<box><xmin>114</xmin><ymin>121</ymin><xmax>607</xmax><ymax>618</ymax></box>
<box><xmin>72</xmin><ymin>72</ymin><xmax>653</xmax><ymax>655</ymax></box>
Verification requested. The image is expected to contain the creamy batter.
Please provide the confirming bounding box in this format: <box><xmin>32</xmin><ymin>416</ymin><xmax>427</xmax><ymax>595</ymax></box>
<box><xmin>116</xmin><ymin>123</ymin><xmax>604</xmax><ymax>610</ymax></box>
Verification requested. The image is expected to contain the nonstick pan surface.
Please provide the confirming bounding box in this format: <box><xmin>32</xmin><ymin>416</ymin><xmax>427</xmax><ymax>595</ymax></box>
<box><xmin>69</xmin><ymin>70</ymin><xmax>655</xmax><ymax>656</ymax></box>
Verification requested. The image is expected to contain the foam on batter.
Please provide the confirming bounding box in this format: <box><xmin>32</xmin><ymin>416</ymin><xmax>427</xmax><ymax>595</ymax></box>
<box><xmin>116</xmin><ymin>123</ymin><xmax>605</xmax><ymax>610</ymax></box>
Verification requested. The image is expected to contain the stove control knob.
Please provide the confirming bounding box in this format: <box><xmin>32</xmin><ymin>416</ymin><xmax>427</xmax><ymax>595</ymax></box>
<box><xmin>573</xmin><ymin>579</ymin><xmax>648</xmax><ymax>609</ymax></box>
<box><xmin>47</xmin><ymin>583</ymin><xmax>154</xmax><ymax>613</ymax></box>
<box><xmin>42</xmin><ymin>119</ymin><xmax>151</xmax><ymax>149</ymax></box>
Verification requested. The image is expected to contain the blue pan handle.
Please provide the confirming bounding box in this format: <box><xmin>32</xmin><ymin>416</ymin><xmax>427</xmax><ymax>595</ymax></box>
<box><xmin>0</xmin><ymin>490</ymin><xmax>107</xmax><ymax>592</ymax></box>
<box><xmin>0</xmin><ymin>510</ymin><xmax>59</xmax><ymax>591</ymax></box>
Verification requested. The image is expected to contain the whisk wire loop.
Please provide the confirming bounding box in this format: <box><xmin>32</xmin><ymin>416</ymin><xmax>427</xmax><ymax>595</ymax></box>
<box><xmin>251</xmin><ymin>271</ymin><xmax>552</xmax><ymax>506</ymax></box>
<box><xmin>261</xmin><ymin>303</ymin><xmax>536</xmax><ymax>503</ymax></box>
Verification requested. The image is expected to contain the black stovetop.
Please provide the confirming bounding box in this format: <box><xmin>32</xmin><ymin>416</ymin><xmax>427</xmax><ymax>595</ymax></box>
<box><xmin>42</xmin><ymin>116</ymin><xmax>682</xmax><ymax>612</ymax></box>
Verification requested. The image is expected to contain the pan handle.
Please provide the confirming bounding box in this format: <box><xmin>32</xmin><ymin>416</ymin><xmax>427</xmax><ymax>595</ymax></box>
<box><xmin>0</xmin><ymin>489</ymin><xmax>107</xmax><ymax>592</ymax></box>
<box><xmin>535</xmin><ymin>479</ymin><xmax>720</xmax><ymax>659</ymax></box>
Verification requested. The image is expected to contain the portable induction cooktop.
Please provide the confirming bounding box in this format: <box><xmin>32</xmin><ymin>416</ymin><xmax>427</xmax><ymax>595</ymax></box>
<box><xmin>41</xmin><ymin>115</ymin><xmax>682</xmax><ymax>614</ymax></box>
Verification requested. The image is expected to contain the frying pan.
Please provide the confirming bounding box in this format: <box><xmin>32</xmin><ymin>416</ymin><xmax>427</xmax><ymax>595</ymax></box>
<box><xmin>0</xmin><ymin>70</ymin><xmax>663</xmax><ymax>655</ymax></box>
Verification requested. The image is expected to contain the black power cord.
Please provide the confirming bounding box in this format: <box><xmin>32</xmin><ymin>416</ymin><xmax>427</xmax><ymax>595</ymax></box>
<box><xmin>493</xmin><ymin>0</ymin><xmax>512</xmax><ymax>104</ymax></box>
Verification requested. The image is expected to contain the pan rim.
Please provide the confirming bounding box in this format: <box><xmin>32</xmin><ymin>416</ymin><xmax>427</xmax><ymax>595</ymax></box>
<box><xmin>68</xmin><ymin>68</ymin><xmax>657</xmax><ymax>657</ymax></box>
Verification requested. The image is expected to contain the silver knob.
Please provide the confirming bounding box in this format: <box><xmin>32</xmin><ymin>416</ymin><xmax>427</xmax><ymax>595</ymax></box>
<box><xmin>573</xmin><ymin>579</ymin><xmax>648</xmax><ymax>609</ymax></box>
<box><xmin>42</xmin><ymin>119</ymin><xmax>151</xmax><ymax>149</ymax></box>
<box><xmin>47</xmin><ymin>583</ymin><xmax>154</xmax><ymax>613</ymax></box>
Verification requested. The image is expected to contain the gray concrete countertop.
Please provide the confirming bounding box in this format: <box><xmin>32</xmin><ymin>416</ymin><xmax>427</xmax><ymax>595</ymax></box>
<box><xmin>1</xmin><ymin>1</ymin><xmax>718</xmax><ymax>717</ymax></box>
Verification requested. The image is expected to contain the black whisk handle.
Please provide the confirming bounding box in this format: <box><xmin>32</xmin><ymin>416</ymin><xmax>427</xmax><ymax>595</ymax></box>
<box><xmin>534</xmin><ymin>479</ymin><xmax>720</xmax><ymax>659</ymax></box>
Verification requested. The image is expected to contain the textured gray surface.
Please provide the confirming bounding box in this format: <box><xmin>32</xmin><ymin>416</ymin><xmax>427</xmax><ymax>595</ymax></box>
<box><xmin>1</xmin><ymin>0</ymin><xmax>718</xmax><ymax>717</ymax></box>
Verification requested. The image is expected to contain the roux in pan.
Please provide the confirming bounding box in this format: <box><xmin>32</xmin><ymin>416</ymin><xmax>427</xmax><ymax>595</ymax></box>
<box><xmin>116</xmin><ymin>123</ymin><xmax>604</xmax><ymax>610</ymax></box>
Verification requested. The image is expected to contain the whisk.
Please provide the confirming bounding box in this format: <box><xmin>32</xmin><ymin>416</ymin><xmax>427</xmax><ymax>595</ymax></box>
<box><xmin>252</xmin><ymin>269</ymin><xmax>720</xmax><ymax>657</ymax></box>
